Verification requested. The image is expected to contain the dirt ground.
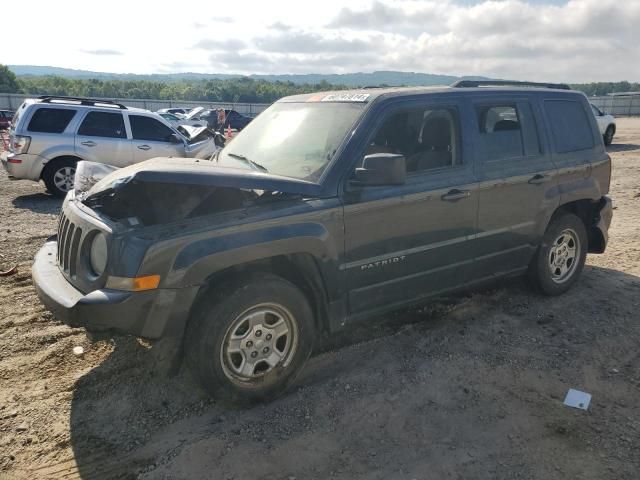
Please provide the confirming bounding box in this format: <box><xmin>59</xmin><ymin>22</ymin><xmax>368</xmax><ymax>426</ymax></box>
<box><xmin>1</xmin><ymin>119</ymin><xmax>639</xmax><ymax>480</ymax></box>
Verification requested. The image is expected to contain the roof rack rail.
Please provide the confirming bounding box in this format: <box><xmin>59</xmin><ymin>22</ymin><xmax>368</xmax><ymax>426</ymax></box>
<box><xmin>38</xmin><ymin>95</ymin><xmax>128</xmax><ymax>109</ymax></box>
<box><xmin>450</xmin><ymin>80</ymin><xmax>571</xmax><ymax>90</ymax></box>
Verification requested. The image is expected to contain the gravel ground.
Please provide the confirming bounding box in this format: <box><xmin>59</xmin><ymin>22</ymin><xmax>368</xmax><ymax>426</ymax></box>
<box><xmin>0</xmin><ymin>119</ymin><xmax>639</xmax><ymax>480</ymax></box>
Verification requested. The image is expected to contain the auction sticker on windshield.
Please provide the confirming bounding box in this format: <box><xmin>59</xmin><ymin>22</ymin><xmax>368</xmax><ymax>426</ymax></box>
<box><xmin>322</xmin><ymin>93</ymin><xmax>370</xmax><ymax>102</ymax></box>
<box><xmin>306</xmin><ymin>93</ymin><xmax>370</xmax><ymax>102</ymax></box>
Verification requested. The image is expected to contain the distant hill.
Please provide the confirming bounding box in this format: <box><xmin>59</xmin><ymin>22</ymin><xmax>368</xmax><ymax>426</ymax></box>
<box><xmin>9</xmin><ymin>65</ymin><xmax>238</xmax><ymax>82</ymax></box>
<box><xmin>9</xmin><ymin>65</ymin><xmax>490</xmax><ymax>87</ymax></box>
<box><xmin>250</xmin><ymin>71</ymin><xmax>491</xmax><ymax>87</ymax></box>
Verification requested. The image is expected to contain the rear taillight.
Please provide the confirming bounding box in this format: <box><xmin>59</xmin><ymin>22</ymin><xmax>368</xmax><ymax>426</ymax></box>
<box><xmin>11</xmin><ymin>135</ymin><xmax>30</xmax><ymax>154</ymax></box>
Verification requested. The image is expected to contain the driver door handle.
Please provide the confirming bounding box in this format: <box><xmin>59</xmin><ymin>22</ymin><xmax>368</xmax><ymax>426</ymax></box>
<box><xmin>441</xmin><ymin>189</ymin><xmax>471</xmax><ymax>202</ymax></box>
<box><xmin>137</xmin><ymin>145</ymin><xmax>151</xmax><ymax>151</ymax></box>
<box><xmin>528</xmin><ymin>174</ymin><xmax>549</xmax><ymax>185</ymax></box>
<box><xmin>81</xmin><ymin>141</ymin><xmax>96</xmax><ymax>147</ymax></box>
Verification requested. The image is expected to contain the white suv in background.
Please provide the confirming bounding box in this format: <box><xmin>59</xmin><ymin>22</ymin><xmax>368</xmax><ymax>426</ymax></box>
<box><xmin>590</xmin><ymin>103</ymin><xmax>616</xmax><ymax>146</ymax></box>
<box><xmin>1</xmin><ymin>96</ymin><xmax>215</xmax><ymax>196</ymax></box>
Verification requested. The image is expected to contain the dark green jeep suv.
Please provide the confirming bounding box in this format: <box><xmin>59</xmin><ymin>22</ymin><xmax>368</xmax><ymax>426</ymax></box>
<box><xmin>33</xmin><ymin>81</ymin><xmax>612</xmax><ymax>402</ymax></box>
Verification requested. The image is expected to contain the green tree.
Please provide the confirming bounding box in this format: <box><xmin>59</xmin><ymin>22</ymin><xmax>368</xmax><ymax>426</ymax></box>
<box><xmin>0</xmin><ymin>64</ymin><xmax>21</xmax><ymax>93</ymax></box>
<box><xmin>571</xmin><ymin>81</ymin><xmax>640</xmax><ymax>96</ymax></box>
<box><xmin>16</xmin><ymin>75</ymin><xmax>352</xmax><ymax>103</ymax></box>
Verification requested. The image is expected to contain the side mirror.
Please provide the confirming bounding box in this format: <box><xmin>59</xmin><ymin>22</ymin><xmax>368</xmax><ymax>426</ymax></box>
<box><xmin>168</xmin><ymin>133</ymin><xmax>183</xmax><ymax>144</ymax></box>
<box><xmin>352</xmin><ymin>153</ymin><xmax>406</xmax><ymax>186</ymax></box>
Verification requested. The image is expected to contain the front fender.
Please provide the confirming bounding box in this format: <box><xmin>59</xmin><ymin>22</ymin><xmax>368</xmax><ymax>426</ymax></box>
<box><xmin>171</xmin><ymin>221</ymin><xmax>337</xmax><ymax>287</ymax></box>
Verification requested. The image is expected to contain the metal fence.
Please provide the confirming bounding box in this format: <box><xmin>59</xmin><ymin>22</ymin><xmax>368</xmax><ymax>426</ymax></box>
<box><xmin>589</xmin><ymin>95</ymin><xmax>640</xmax><ymax>116</ymax></box>
<box><xmin>0</xmin><ymin>93</ymin><xmax>270</xmax><ymax>117</ymax></box>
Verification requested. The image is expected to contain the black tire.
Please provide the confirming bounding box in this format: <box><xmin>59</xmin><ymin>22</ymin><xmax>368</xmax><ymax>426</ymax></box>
<box><xmin>528</xmin><ymin>212</ymin><xmax>588</xmax><ymax>296</ymax></box>
<box><xmin>603</xmin><ymin>125</ymin><xmax>615</xmax><ymax>146</ymax></box>
<box><xmin>42</xmin><ymin>158</ymin><xmax>77</xmax><ymax>197</ymax></box>
<box><xmin>185</xmin><ymin>273</ymin><xmax>315</xmax><ymax>404</ymax></box>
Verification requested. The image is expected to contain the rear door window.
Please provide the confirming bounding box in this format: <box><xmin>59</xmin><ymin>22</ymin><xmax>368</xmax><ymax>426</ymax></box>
<box><xmin>27</xmin><ymin>108</ymin><xmax>76</xmax><ymax>133</ymax></box>
<box><xmin>544</xmin><ymin>100</ymin><xmax>594</xmax><ymax>153</ymax></box>
<box><xmin>475</xmin><ymin>102</ymin><xmax>541</xmax><ymax>161</ymax></box>
<box><xmin>129</xmin><ymin>115</ymin><xmax>175</xmax><ymax>142</ymax></box>
<box><xmin>78</xmin><ymin>111</ymin><xmax>126</xmax><ymax>138</ymax></box>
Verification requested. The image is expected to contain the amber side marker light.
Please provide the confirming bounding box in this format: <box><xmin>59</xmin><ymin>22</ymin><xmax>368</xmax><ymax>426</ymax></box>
<box><xmin>106</xmin><ymin>275</ymin><xmax>161</xmax><ymax>292</ymax></box>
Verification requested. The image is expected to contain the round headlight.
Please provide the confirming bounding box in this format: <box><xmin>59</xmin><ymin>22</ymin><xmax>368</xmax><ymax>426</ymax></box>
<box><xmin>89</xmin><ymin>233</ymin><xmax>108</xmax><ymax>276</ymax></box>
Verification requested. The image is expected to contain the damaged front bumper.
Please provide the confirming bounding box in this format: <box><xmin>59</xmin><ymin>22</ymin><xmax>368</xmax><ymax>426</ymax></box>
<box><xmin>32</xmin><ymin>241</ymin><xmax>199</xmax><ymax>339</ymax></box>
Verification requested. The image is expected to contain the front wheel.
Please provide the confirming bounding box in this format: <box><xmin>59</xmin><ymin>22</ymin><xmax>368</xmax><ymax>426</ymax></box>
<box><xmin>528</xmin><ymin>212</ymin><xmax>588</xmax><ymax>296</ymax></box>
<box><xmin>185</xmin><ymin>274</ymin><xmax>315</xmax><ymax>404</ymax></box>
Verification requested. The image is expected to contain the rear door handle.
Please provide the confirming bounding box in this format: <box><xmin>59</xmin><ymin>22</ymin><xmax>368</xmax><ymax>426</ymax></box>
<box><xmin>137</xmin><ymin>145</ymin><xmax>151</xmax><ymax>151</ymax></box>
<box><xmin>441</xmin><ymin>189</ymin><xmax>471</xmax><ymax>202</ymax></box>
<box><xmin>81</xmin><ymin>141</ymin><xmax>96</xmax><ymax>147</ymax></box>
<box><xmin>528</xmin><ymin>174</ymin><xmax>549</xmax><ymax>185</ymax></box>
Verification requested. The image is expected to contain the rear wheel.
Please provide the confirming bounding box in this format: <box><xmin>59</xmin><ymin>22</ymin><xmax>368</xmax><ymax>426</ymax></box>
<box><xmin>42</xmin><ymin>158</ymin><xmax>77</xmax><ymax>197</ymax></box>
<box><xmin>603</xmin><ymin>125</ymin><xmax>615</xmax><ymax>146</ymax></box>
<box><xmin>528</xmin><ymin>212</ymin><xmax>587</xmax><ymax>296</ymax></box>
<box><xmin>185</xmin><ymin>274</ymin><xmax>315</xmax><ymax>404</ymax></box>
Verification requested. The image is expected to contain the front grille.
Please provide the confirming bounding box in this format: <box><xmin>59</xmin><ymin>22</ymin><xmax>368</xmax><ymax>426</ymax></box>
<box><xmin>56</xmin><ymin>199</ymin><xmax>111</xmax><ymax>292</ymax></box>
<box><xmin>57</xmin><ymin>211</ymin><xmax>83</xmax><ymax>276</ymax></box>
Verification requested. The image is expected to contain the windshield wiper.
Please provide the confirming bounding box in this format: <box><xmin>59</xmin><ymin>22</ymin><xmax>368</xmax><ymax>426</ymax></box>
<box><xmin>227</xmin><ymin>152</ymin><xmax>268</xmax><ymax>173</ymax></box>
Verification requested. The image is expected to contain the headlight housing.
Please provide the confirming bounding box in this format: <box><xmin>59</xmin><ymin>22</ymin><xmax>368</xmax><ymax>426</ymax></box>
<box><xmin>89</xmin><ymin>233</ymin><xmax>108</xmax><ymax>276</ymax></box>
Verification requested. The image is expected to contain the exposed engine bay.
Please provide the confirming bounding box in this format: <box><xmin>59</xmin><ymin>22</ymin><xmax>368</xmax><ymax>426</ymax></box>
<box><xmin>81</xmin><ymin>180</ymin><xmax>286</xmax><ymax>226</ymax></box>
<box><xmin>73</xmin><ymin>158</ymin><xmax>316</xmax><ymax>227</ymax></box>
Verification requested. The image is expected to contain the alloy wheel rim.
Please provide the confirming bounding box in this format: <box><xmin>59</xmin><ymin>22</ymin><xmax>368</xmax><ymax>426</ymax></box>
<box><xmin>548</xmin><ymin>228</ymin><xmax>580</xmax><ymax>284</ymax></box>
<box><xmin>220</xmin><ymin>303</ymin><xmax>298</xmax><ymax>384</ymax></box>
<box><xmin>53</xmin><ymin>166</ymin><xmax>75</xmax><ymax>192</ymax></box>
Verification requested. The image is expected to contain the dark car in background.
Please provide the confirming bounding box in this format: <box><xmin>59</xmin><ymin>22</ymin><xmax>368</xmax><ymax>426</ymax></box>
<box><xmin>224</xmin><ymin>109</ymin><xmax>252</xmax><ymax>130</ymax></box>
<box><xmin>198</xmin><ymin>109</ymin><xmax>253</xmax><ymax>131</ymax></box>
<box><xmin>0</xmin><ymin>110</ymin><xmax>14</xmax><ymax>129</ymax></box>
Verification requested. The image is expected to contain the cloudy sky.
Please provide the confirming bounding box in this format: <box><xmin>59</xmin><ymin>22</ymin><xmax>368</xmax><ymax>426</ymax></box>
<box><xmin>5</xmin><ymin>0</ymin><xmax>639</xmax><ymax>82</ymax></box>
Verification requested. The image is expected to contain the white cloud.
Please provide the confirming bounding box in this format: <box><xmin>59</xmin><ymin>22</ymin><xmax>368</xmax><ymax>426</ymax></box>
<box><xmin>194</xmin><ymin>39</ymin><xmax>247</xmax><ymax>51</ymax></box>
<box><xmin>80</xmin><ymin>49</ymin><xmax>123</xmax><ymax>56</ymax></box>
<box><xmin>3</xmin><ymin>0</ymin><xmax>639</xmax><ymax>82</ymax></box>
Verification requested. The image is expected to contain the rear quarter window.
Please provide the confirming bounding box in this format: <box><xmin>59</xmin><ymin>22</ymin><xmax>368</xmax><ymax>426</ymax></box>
<box><xmin>11</xmin><ymin>102</ymin><xmax>28</xmax><ymax>128</ymax></box>
<box><xmin>27</xmin><ymin>108</ymin><xmax>76</xmax><ymax>134</ymax></box>
<box><xmin>544</xmin><ymin>100</ymin><xmax>594</xmax><ymax>153</ymax></box>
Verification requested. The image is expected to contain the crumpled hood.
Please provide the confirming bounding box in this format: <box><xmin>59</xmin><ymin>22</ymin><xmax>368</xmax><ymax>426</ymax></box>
<box><xmin>87</xmin><ymin>157</ymin><xmax>321</xmax><ymax>199</ymax></box>
<box><xmin>178</xmin><ymin>125</ymin><xmax>209</xmax><ymax>140</ymax></box>
<box><xmin>80</xmin><ymin>157</ymin><xmax>322</xmax><ymax>227</ymax></box>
